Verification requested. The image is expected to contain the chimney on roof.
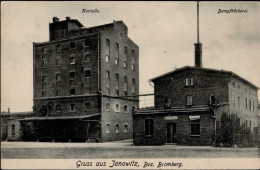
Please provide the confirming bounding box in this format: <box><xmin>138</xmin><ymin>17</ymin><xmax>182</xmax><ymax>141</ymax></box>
<box><xmin>194</xmin><ymin>1</ymin><xmax>202</xmax><ymax>68</ymax></box>
<box><xmin>53</xmin><ymin>17</ymin><xmax>59</xmax><ymax>23</ymax></box>
<box><xmin>8</xmin><ymin>107</ymin><xmax>10</xmax><ymax>113</ymax></box>
<box><xmin>66</xmin><ymin>16</ymin><xmax>71</xmax><ymax>21</ymax></box>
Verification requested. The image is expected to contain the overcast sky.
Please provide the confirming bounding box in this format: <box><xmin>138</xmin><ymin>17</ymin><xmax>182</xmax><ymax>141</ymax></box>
<box><xmin>1</xmin><ymin>1</ymin><xmax>260</xmax><ymax>112</ymax></box>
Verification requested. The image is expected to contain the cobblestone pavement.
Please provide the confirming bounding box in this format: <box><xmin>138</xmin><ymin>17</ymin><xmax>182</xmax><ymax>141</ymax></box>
<box><xmin>1</xmin><ymin>140</ymin><xmax>259</xmax><ymax>158</ymax></box>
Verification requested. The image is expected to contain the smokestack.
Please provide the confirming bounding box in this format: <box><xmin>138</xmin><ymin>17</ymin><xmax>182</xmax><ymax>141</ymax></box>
<box><xmin>53</xmin><ymin>17</ymin><xmax>59</xmax><ymax>23</ymax></box>
<box><xmin>194</xmin><ymin>1</ymin><xmax>202</xmax><ymax>68</ymax></box>
<box><xmin>66</xmin><ymin>16</ymin><xmax>71</xmax><ymax>21</ymax></box>
<box><xmin>8</xmin><ymin>107</ymin><xmax>10</xmax><ymax>113</ymax></box>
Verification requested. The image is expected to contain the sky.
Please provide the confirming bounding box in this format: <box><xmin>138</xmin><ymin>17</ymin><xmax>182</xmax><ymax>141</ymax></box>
<box><xmin>1</xmin><ymin>1</ymin><xmax>260</xmax><ymax>112</ymax></box>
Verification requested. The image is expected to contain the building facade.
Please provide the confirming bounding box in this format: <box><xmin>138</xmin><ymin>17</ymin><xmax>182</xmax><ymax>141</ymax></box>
<box><xmin>20</xmin><ymin>17</ymin><xmax>139</xmax><ymax>142</ymax></box>
<box><xmin>133</xmin><ymin>66</ymin><xmax>258</xmax><ymax>146</ymax></box>
<box><xmin>1</xmin><ymin>111</ymin><xmax>33</xmax><ymax>141</ymax></box>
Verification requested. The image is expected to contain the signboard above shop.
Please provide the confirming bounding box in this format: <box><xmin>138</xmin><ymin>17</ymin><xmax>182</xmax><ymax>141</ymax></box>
<box><xmin>164</xmin><ymin>116</ymin><xmax>178</xmax><ymax>121</ymax></box>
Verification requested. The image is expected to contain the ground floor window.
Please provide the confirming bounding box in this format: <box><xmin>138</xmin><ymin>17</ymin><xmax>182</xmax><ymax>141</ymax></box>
<box><xmin>11</xmin><ymin>124</ymin><xmax>15</xmax><ymax>137</ymax></box>
<box><xmin>145</xmin><ymin>119</ymin><xmax>153</xmax><ymax>136</ymax></box>
<box><xmin>124</xmin><ymin>124</ymin><xmax>128</xmax><ymax>133</ymax></box>
<box><xmin>106</xmin><ymin>124</ymin><xmax>110</xmax><ymax>133</ymax></box>
<box><xmin>191</xmin><ymin>120</ymin><xmax>200</xmax><ymax>135</ymax></box>
<box><xmin>116</xmin><ymin>124</ymin><xmax>119</xmax><ymax>133</ymax></box>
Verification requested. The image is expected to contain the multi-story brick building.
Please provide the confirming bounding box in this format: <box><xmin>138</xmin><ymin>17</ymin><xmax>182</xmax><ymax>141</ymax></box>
<box><xmin>19</xmin><ymin>17</ymin><xmax>139</xmax><ymax>142</ymax></box>
<box><xmin>133</xmin><ymin>66</ymin><xmax>258</xmax><ymax>145</ymax></box>
<box><xmin>133</xmin><ymin>3</ymin><xmax>258</xmax><ymax>146</ymax></box>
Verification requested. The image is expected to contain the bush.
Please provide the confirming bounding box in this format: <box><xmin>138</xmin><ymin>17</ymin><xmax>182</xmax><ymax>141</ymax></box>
<box><xmin>215</xmin><ymin>113</ymin><xmax>258</xmax><ymax>147</ymax></box>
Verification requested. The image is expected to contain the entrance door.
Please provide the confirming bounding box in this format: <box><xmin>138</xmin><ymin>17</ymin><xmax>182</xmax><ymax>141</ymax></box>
<box><xmin>167</xmin><ymin>123</ymin><xmax>177</xmax><ymax>143</ymax></box>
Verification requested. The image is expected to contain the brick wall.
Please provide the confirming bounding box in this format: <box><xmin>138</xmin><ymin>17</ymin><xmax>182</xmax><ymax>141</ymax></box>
<box><xmin>154</xmin><ymin>68</ymin><xmax>230</xmax><ymax>109</ymax></box>
<box><xmin>133</xmin><ymin>112</ymin><xmax>215</xmax><ymax>146</ymax></box>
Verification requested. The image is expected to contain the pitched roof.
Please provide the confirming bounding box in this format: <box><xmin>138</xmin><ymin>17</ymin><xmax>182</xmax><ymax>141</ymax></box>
<box><xmin>150</xmin><ymin>66</ymin><xmax>258</xmax><ymax>90</ymax></box>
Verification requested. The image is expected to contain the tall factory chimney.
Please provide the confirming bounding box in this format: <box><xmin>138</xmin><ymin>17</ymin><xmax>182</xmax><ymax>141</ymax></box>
<box><xmin>194</xmin><ymin>1</ymin><xmax>202</xmax><ymax>68</ymax></box>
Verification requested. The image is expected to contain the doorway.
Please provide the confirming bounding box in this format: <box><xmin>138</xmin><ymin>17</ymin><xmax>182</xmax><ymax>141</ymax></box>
<box><xmin>167</xmin><ymin>123</ymin><xmax>177</xmax><ymax>143</ymax></box>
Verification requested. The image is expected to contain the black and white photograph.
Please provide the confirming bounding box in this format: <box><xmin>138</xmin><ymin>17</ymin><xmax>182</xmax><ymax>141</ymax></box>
<box><xmin>1</xmin><ymin>1</ymin><xmax>260</xmax><ymax>169</ymax></box>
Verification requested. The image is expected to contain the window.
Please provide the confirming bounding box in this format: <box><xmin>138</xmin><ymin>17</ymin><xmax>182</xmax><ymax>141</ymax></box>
<box><xmin>84</xmin><ymin>54</ymin><xmax>91</xmax><ymax>63</ymax></box>
<box><xmin>70</xmin><ymin>104</ymin><xmax>76</xmax><ymax>112</ymax></box>
<box><xmin>187</xmin><ymin>96</ymin><xmax>192</xmax><ymax>106</ymax></box>
<box><xmin>124</xmin><ymin>124</ymin><xmax>128</xmax><ymax>133</ymax></box>
<box><xmin>132</xmin><ymin>106</ymin><xmax>136</xmax><ymax>113</ymax></box>
<box><xmin>85</xmin><ymin>103</ymin><xmax>90</xmax><ymax>111</ymax></box>
<box><xmin>70</xmin><ymin>42</ymin><xmax>75</xmax><ymax>49</ymax></box>
<box><xmin>185</xmin><ymin>78</ymin><xmax>189</xmax><ymax>86</ymax></box>
<box><xmin>55</xmin><ymin>89</ymin><xmax>60</xmax><ymax>96</ymax></box>
<box><xmin>250</xmin><ymin>121</ymin><xmax>252</xmax><ymax>130</ymax></box>
<box><xmin>85</xmin><ymin>70</ymin><xmax>91</xmax><ymax>78</ymax></box>
<box><xmin>209</xmin><ymin>94</ymin><xmax>215</xmax><ymax>105</ymax></box>
<box><xmin>70</xmin><ymin>71</ymin><xmax>75</xmax><ymax>79</ymax></box>
<box><xmin>132</xmin><ymin>78</ymin><xmax>136</xmax><ymax>95</ymax></box>
<box><xmin>42</xmin><ymin>55</ymin><xmax>47</xmax><ymax>67</ymax></box>
<box><xmin>106</xmin><ymin>55</ymin><xmax>110</xmax><ymax>62</ymax></box>
<box><xmin>115</xmin><ymin>124</ymin><xmax>119</xmax><ymax>133</ymax></box>
<box><xmin>84</xmin><ymin>39</ymin><xmax>91</xmax><ymax>47</ymax></box>
<box><xmin>42</xmin><ymin>47</ymin><xmax>47</xmax><ymax>54</ymax></box>
<box><xmin>145</xmin><ymin>119</ymin><xmax>153</xmax><ymax>136</ymax></box>
<box><xmin>115</xmin><ymin>43</ymin><xmax>119</xmax><ymax>65</ymax></box>
<box><xmin>106</xmin><ymin>71</ymin><xmax>110</xmax><ymax>95</ymax></box>
<box><xmin>124</xmin><ymin>76</ymin><xmax>128</xmax><ymax>95</ymax></box>
<box><xmin>246</xmin><ymin>98</ymin><xmax>248</xmax><ymax>110</ymax></box>
<box><xmin>124</xmin><ymin>105</ymin><xmax>128</xmax><ymax>113</ymax></box>
<box><xmin>56</xmin><ymin>56</ymin><xmax>61</xmax><ymax>66</ymax></box>
<box><xmin>233</xmin><ymin>95</ymin><xmax>236</xmax><ymax>106</ymax></box>
<box><xmin>238</xmin><ymin>85</ymin><xmax>240</xmax><ymax>90</ymax></box>
<box><xmin>106</xmin><ymin>103</ymin><xmax>110</xmax><ymax>111</ymax></box>
<box><xmin>105</xmin><ymin>39</ymin><xmax>110</xmax><ymax>62</ymax></box>
<box><xmin>106</xmin><ymin>124</ymin><xmax>110</xmax><ymax>133</ymax></box>
<box><xmin>232</xmin><ymin>82</ymin><xmax>235</xmax><ymax>88</ymax></box>
<box><xmin>42</xmin><ymin>91</ymin><xmax>46</xmax><ymax>97</ymax></box>
<box><xmin>11</xmin><ymin>124</ymin><xmax>15</xmax><ymax>137</ymax></box>
<box><xmin>190</xmin><ymin>78</ymin><xmax>194</xmax><ymax>86</ymax></box>
<box><xmin>115</xmin><ymin>104</ymin><xmax>120</xmax><ymax>112</ymax></box>
<box><xmin>249</xmin><ymin>99</ymin><xmax>251</xmax><ymax>111</ymax></box>
<box><xmin>131</xmin><ymin>49</ymin><xmax>135</xmax><ymax>63</ymax></box>
<box><xmin>246</xmin><ymin>120</ymin><xmax>248</xmax><ymax>127</ymax></box>
<box><xmin>56</xmin><ymin>105</ymin><xmax>61</xmax><ymax>112</ymax></box>
<box><xmin>42</xmin><ymin>75</ymin><xmax>47</xmax><ymax>83</ymax></box>
<box><xmin>238</xmin><ymin>96</ymin><xmax>240</xmax><ymax>108</ymax></box>
<box><xmin>131</xmin><ymin>64</ymin><xmax>135</xmax><ymax>71</ymax></box>
<box><xmin>70</xmin><ymin>55</ymin><xmax>75</xmax><ymax>64</ymax></box>
<box><xmin>124</xmin><ymin>46</ymin><xmax>128</xmax><ymax>68</ymax></box>
<box><xmin>164</xmin><ymin>97</ymin><xmax>172</xmax><ymax>108</ymax></box>
<box><xmin>191</xmin><ymin>119</ymin><xmax>200</xmax><ymax>135</ymax></box>
<box><xmin>70</xmin><ymin>88</ymin><xmax>75</xmax><ymax>95</ymax></box>
<box><xmin>253</xmin><ymin>101</ymin><xmax>254</xmax><ymax>112</ymax></box>
<box><xmin>56</xmin><ymin>73</ymin><xmax>61</xmax><ymax>82</ymax></box>
<box><xmin>115</xmin><ymin>73</ymin><xmax>119</xmax><ymax>96</ymax></box>
<box><xmin>56</xmin><ymin>44</ymin><xmax>61</xmax><ymax>52</ymax></box>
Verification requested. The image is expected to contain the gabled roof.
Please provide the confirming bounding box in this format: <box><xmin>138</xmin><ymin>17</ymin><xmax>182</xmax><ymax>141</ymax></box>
<box><xmin>150</xmin><ymin>66</ymin><xmax>258</xmax><ymax>90</ymax></box>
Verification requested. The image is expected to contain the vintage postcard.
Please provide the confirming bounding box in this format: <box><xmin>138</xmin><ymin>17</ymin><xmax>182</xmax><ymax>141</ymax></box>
<box><xmin>1</xmin><ymin>1</ymin><xmax>260</xmax><ymax>169</ymax></box>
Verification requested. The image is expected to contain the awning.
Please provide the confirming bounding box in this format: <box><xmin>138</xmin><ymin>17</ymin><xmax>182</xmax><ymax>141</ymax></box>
<box><xmin>17</xmin><ymin>113</ymin><xmax>100</xmax><ymax>121</ymax></box>
<box><xmin>189</xmin><ymin>115</ymin><xmax>200</xmax><ymax>121</ymax></box>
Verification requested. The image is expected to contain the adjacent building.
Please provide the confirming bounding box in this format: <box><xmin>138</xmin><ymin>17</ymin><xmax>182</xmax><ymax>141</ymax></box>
<box><xmin>19</xmin><ymin>17</ymin><xmax>139</xmax><ymax>142</ymax></box>
<box><xmin>133</xmin><ymin>66</ymin><xmax>258</xmax><ymax>145</ymax></box>
<box><xmin>133</xmin><ymin>2</ymin><xmax>258</xmax><ymax>146</ymax></box>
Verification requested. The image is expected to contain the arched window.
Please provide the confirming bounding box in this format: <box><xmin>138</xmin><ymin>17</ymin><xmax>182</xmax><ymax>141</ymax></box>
<box><xmin>145</xmin><ymin>119</ymin><xmax>153</xmax><ymax>136</ymax></box>
<box><xmin>124</xmin><ymin>76</ymin><xmax>128</xmax><ymax>95</ymax></box>
<box><xmin>56</xmin><ymin>105</ymin><xmax>61</xmax><ymax>112</ymax></box>
<box><xmin>115</xmin><ymin>124</ymin><xmax>119</xmax><ymax>133</ymax></box>
<box><xmin>124</xmin><ymin>124</ymin><xmax>128</xmax><ymax>133</ymax></box>
<box><xmin>124</xmin><ymin>105</ymin><xmax>128</xmax><ymax>113</ymax></box>
<box><xmin>115</xmin><ymin>73</ymin><xmax>119</xmax><ymax>96</ymax></box>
